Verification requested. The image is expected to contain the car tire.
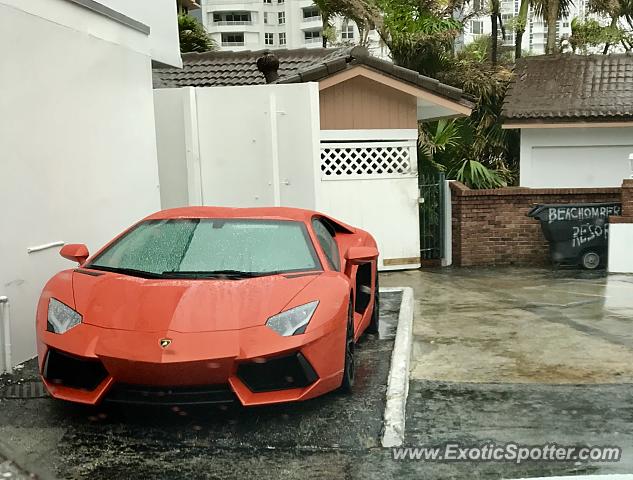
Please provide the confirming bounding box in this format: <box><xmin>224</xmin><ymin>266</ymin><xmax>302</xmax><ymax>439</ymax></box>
<box><xmin>340</xmin><ymin>298</ymin><xmax>355</xmax><ymax>393</ymax></box>
<box><xmin>365</xmin><ymin>271</ymin><xmax>379</xmax><ymax>334</ymax></box>
<box><xmin>581</xmin><ymin>250</ymin><xmax>601</xmax><ymax>270</ymax></box>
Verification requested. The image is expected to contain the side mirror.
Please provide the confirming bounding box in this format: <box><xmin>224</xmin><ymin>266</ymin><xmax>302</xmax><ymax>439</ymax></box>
<box><xmin>60</xmin><ymin>244</ymin><xmax>89</xmax><ymax>265</ymax></box>
<box><xmin>345</xmin><ymin>246</ymin><xmax>379</xmax><ymax>265</ymax></box>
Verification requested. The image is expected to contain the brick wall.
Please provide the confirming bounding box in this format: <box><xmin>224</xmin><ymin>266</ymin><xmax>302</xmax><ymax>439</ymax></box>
<box><xmin>450</xmin><ymin>181</ymin><xmax>622</xmax><ymax>267</ymax></box>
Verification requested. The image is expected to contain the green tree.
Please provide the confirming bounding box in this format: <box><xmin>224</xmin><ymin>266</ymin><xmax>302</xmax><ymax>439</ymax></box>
<box><xmin>353</xmin><ymin>0</ymin><xmax>519</xmax><ymax>188</ymax></box>
<box><xmin>568</xmin><ymin>17</ymin><xmax>632</xmax><ymax>52</ymax></box>
<box><xmin>178</xmin><ymin>14</ymin><xmax>216</xmax><ymax>53</ymax></box>
<box><xmin>586</xmin><ymin>0</ymin><xmax>633</xmax><ymax>51</ymax></box>
<box><xmin>531</xmin><ymin>0</ymin><xmax>574</xmax><ymax>53</ymax></box>
<box><xmin>369</xmin><ymin>0</ymin><xmax>463</xmax><ymax>76</ymax></box>
<box><xmin>312</xmin><ymin>0</ymin><xmax>377</xmax><ymax>47</ymax></box>
<box><xmin>514</xmin><ymin>0</ymin><xmax>530</xmax><ymax>58</ymax></box>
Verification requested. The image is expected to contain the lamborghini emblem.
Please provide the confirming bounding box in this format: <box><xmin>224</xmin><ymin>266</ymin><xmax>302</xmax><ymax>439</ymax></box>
<box><xmin>159</xmin><ymin>338</ymin><xmax>172</xmax><ymax>349</ymax></box>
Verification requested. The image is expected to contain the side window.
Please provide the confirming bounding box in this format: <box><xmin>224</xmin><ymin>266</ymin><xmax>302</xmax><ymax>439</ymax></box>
<box><xmin>312</xmin><ymin>219</ymin><xmax>340</xmax><ymax>271</ymax></box>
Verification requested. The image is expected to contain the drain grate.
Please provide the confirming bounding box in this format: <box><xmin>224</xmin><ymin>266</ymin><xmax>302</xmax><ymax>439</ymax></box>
<box><xmin>1</xmin><ymin>381</ymin><xmax>48</xmax><ymax>399</ymax></box>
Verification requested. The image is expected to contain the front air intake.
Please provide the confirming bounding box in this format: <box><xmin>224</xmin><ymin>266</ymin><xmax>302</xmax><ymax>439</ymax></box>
<box><xmin>43</xmin><ymin>349</ymin><xmax>108</xmax><ymax>391</ymax></box>
<box><xmin>237</xmin><ymin>352</ymin><xmax>318</xmax><ymax>392</ymax></box>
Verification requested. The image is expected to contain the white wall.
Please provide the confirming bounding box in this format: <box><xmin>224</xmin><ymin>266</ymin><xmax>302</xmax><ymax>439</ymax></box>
<box><xmin>608</xmin><ymin>223</ymin><xmax>633</xmax><ymax>273</ymax></box>
<box><xmin>103</xmin><ymin>0</ymin><xmax>182</xmax><ymax>66</ymax></box>
<box><xmin>0</xmin><ymin>5</ymin><xmax>162</xmax><ymax>365</ymax></box>
<box><xmin>520</xmin><ymin>127</ymin><xmax>633</xmax><ymax>188</ymax></box>
<box><xmin>1</xmin><ymin>0</ymin><xmax>181</xmax><ymax>67</ymax></box>
<box><xmin>155</xmin><ymin>83</ymin><xmax>321</xmax><ymax>209</ymax></box>
<box><xmin>154</xmin><ymin>88</ymin><xmax>193</xmax><ymax>209</ymax></box>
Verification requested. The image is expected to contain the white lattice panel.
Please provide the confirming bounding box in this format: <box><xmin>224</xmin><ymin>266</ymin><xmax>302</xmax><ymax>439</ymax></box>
<box><xmin>320</xmin><ymin>141</ymin><xmax>415</xmax><ymax>179</ymax></box>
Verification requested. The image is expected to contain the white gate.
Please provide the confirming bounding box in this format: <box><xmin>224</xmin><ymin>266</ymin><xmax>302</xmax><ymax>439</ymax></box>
<box><xmin>317</xmin><ymin>130</ymin><xmax>420</xmax><ymax>271</ymax></box>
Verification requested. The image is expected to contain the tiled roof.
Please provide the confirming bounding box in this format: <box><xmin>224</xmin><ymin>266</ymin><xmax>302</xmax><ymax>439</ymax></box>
<box><xmin>153</xmin><ymin>46</ymin><xmax>474</xmax><ymax>108</ymax></box>
<box><xmin>153</xmin><ymin>47</ymin><xmax>354</xmax><ymax>88</ymax></box>
<box><xmin>503</xmin><ymin>54</ymin><xmax>633</xmax><ymax>123</ymax></box>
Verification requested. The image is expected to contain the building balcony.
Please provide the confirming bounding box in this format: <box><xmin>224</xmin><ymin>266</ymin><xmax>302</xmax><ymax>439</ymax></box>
<box><xmin>221</xmin><ymin>41</ymin><xmax>246</xmax><ymax>46</ymax></box>
<box><xmin>214</xmin><ymin>20</ymin><xmax>253</xmax><ymax>26</ymax></box>
<box><xmin>300</xmin><ymin>18</ymin><xmax>323</xmax><ymax>29</ymax></box>
<box><xmin>304</xmin><ymin>37</ymin><xmax>322</xmax><ymax>44</ymax></box>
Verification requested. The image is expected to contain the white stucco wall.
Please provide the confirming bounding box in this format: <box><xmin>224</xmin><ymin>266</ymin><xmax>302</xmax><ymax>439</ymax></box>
<box><xmin>154</xmin><ymin>88</ymin><xmax>192</xmax><ymax>209</ymax></box>
<box><xmin>154</xmin><ymin>84</ymin><xmax>321</xmax><ymax>210</ymax></box>
<box><xmin>608</xmin><ymin>223</ymin><xmax>633</xmax><ymax>273</ymax></box>
<box><xmin>0</xmin><ymin>5</ymin><xmax>162</xmax><ymax>366</ymax></box>
<box><xmin>1</xmin><ymin>0</ymin><xmax>181</xmax><ymax>67</ymax></box>
<box><xmin>519</xmin><ymin>127</ymin><xmax>633</xmax><ymax>188</ymax></box>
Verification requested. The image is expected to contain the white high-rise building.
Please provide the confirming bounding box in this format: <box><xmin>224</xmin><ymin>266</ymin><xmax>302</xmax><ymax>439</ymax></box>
<box><xmin>457</xmin><ymin>0</ymin><xmax>599</xmax><ymax>55</ymax></box>
<box><xmin>198</xmin><ymin>0</ymin><xmax>389</xmax><ymax>58</ymax></box>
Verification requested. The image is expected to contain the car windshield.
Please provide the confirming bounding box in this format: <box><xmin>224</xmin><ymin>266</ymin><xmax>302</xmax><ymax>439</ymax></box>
<box><xmin>87</xmin><ymin>219</ymin><xmax>321</xmax><ymax>278</ymax></box>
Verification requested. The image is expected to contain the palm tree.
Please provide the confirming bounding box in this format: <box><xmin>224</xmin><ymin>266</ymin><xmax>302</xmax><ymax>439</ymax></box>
<box><xmin>490</xmin><ymin>0</ymin><xmax>500</xmax><ymax>63</ymax></box>
<box><xmin>514</xmin><ymin>0</ymin><xmax>530</xmax><ymax>58</ymax></box>
<box><xmin>312</xmin><ymin>0</ymin><xmax>376</xmax><ymax>47</ymax></box>
<box><xmin>532</xmin><ymin>0</ymin><xmax>574</xmax><ymax>53</ymax></box>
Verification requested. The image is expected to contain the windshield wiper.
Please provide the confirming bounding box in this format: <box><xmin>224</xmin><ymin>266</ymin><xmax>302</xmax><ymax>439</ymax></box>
<box><xmin>161</xmin><ymin>270</ymin><xmax>282</xmax><ymax>279</ymax></box>
<box><xmin>86</xmin><ymin>265</ymin><xmax>165</xmax><ymax>279</ymax></box>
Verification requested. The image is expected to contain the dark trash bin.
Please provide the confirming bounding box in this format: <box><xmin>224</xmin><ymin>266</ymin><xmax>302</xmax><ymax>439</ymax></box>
<box><xmin>528</xmin><ymin>202</ymin><xmax>622</xmax><ymax>269</ymax></box>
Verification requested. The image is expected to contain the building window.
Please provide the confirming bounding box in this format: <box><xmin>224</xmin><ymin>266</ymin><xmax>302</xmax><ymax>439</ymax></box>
<box><xmin>278</xmin><ymin>11</ymin><xmax>285</xmax><ymax>25</ymax></box>
<box><xmin>304</xmin><ymin>30</ymin><xmax>321</xmax><ymax>43</ymax></box>
<box><xmin>279</xmin><ymin>32</ymin><xmax>286</xmax><ymax>45</ymax></box>
<box><xmin>341</xmin><ymin>24</ymin><xmax>354</xmax><ymax>40</ymax></box>
<box><xmin>213</xmin><ymin>12</ymin><xmax>251</xmax><ymax>25</ymax></box>
<box><xmin>265</xmin><ymin>33</ymin><xmax>274</xmax><ymax>45</ymax></box>
<box><xmin>471</xmin><ymin>20</ymin><xmax>483</xmax><ymax>35</ymax></box>
<box><xmin>278</xmin><ymin>0</ymin><xmax>284</xmax><ymax>3</ymax></box>
<box><xmin>563</xmin><ymin>21</ymin><xmax>570</xmax><ymax>27</ymax></box>
<box><xmin>221</xmin><ymin>33</ymin><xmax>245</xmax><ymax>46</ymax></box>
<box><xmin>302</xmin><ymin>7</ymin><xmax>320</xmax><ymax>20</ymax></box>
<box><xmin>263</xmin><ymin>0</ymin><xmax>272</xmax><ymax>3</ymax></box>
<box><xmin>264</xmin><ymin>12</ymin><xmax>269</xmax><ymax>24</ymax></box>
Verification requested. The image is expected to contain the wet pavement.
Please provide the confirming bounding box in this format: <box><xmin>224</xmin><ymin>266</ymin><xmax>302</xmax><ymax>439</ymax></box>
<box><xmin>0</xmin><ymin>292</ymin><xmax>402</xmax><ymax>480</ymax></box>
<box><xmin>381</xmin><ymin>267</ymin><xmax>633</xmax><ymax>384</ymax></box>
<box><xmin>381</xmin><ymin>267</ymin><xmax>633</xmax><ymax>478</ymax></box>
<box><xmin>0</xmin><ymin>457</ymin><xmax>31</xmax><ymax>480</ymax></box>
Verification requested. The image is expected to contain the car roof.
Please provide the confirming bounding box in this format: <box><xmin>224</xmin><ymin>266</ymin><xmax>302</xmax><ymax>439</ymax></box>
<box><xmin>144</xmin><ymin>206</ymin><xmax>356</xmax><ymax>233</ymax></box>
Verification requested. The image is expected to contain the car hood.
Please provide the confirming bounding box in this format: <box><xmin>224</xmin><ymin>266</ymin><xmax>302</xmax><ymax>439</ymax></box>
<box><xmin>72</xmin><ymin>270</ymin><xmax>320</xmax><ymax>333</ymax></box>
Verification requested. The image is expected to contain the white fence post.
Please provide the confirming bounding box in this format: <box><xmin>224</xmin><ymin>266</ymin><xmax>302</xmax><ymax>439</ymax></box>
<box><xmin>0</xmin><ymin>296</ymin><xmax>12</xmax><ymax>374</ymax></box>
<box><xmin>442</xmin><ymin>180</ymin><xmax>453</xmax><ymax>267</ymax></box>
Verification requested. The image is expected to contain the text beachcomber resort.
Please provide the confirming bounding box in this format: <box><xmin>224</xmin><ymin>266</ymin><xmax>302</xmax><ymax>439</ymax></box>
<box><xmin>392</xmin><ymin>443</ymin><xmax>622</xmax><ymax>464</ymax></box>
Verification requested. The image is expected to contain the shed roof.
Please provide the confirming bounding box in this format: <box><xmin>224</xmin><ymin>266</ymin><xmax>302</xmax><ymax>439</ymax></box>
<box><xmin>503</xmin><ymin>54</ymin><xmax>633</xmax><ymax>125</ymax></box>
<box><xmin>153</xmin><ymin>46</ymin><xmax>474</xmax><ymax>109</ymax></box>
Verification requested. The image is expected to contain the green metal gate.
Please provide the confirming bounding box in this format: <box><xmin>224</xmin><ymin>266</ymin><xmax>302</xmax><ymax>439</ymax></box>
<box><xmin>419</xmin><ymin>172</ymin><xmax>445</xmax><ymax>260</ymax></box>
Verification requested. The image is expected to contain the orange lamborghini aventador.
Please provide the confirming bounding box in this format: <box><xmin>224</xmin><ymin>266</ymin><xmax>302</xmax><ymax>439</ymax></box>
<box><xmin>36</xmin><ymin>207</ymin><xmax>380</xmax><ymax>407</ymax></box>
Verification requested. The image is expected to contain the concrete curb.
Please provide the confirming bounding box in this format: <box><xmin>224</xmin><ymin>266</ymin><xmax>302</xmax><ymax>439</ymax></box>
<box><xmin>380</xmin><ymin>286</ymin><xmax>414</xmax><ymax>448</ymax></box>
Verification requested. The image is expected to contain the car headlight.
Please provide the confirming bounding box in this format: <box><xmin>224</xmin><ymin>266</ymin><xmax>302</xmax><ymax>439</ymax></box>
<box><xmin>266</xmin><ymin>301</ymin><xmax>319</xmax><ymax>336</ymax></box>
<box><xmin>47</xmin><ymin>298</ymin><xmax>82</xmax><ymax>334</ymax></box>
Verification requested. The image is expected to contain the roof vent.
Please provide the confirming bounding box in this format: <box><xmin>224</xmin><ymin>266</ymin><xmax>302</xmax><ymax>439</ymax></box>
<box><xmin>256</xmin><ymin>51</ymin><xmax>280</xmax><ymax>84</ymax></box>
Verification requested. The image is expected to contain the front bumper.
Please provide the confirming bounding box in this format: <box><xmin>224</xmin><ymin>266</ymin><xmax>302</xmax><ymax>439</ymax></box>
<box><xmin>37</xmin><ymin>320</ymin><xmax>345</xmax><ymax>407</ymax></box>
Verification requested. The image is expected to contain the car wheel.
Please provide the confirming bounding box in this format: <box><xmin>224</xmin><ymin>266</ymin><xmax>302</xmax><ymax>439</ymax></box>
<box><xmin>365</xmin><ymin>272</ymin><xmax>379</xmax><ymax>334</ymax></box>
<box><xmin>340</xmin><ymin>298</ymin><xmax>355</xmax><ymax>393</ymax></box>
<box><xmin>581</xmin><ymin>251</ymin><xmax>601</xmax><ymax>270</ymax></box>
